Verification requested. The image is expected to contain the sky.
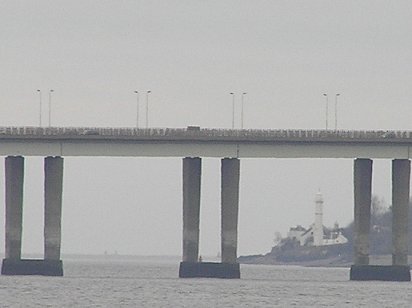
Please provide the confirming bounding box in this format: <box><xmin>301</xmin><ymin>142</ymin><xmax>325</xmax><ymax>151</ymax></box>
<box><xmin>1</xmin><ymin>0</ymin><xmax>412</xmax><ymax>257</ymax></box>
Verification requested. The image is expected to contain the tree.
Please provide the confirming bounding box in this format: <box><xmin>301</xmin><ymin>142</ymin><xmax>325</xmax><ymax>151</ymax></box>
<box><xmin>273</xmin><ymin>231</ymin><xmax>282</xmax><ymax>246</ymax></box>
<box><xmin>342</xmin><ymin>196</ymin><xmax>392</xmax><ymax>256</ymax></box>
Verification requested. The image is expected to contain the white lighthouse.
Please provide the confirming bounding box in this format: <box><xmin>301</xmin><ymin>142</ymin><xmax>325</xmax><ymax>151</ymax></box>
<box><xmin>313</xmin><ymin>191</ymin><xmax>324</xmax><ymax>246</ymax></box>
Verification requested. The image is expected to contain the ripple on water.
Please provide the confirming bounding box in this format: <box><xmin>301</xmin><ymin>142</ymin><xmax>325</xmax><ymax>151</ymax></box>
<box><xmin>1</xmin><ymin>260</ymin><xmax>412</xmax><ymax>307</ymax></box>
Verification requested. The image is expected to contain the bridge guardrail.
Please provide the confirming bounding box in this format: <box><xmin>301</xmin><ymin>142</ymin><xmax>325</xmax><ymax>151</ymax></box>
<box><xmin>0</xmin><ymin>126</ymin><xmax>411</xmax><ymax>143</ymax></box>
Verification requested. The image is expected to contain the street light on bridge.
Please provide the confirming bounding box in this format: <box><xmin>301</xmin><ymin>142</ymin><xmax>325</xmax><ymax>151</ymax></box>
<box><xmin>323</xmin><ymin>93</ymin><xmax>328</xmax><ymax>130</ymax></box>
<box><xmin>37</xmin><ymin>89</ymin><xmax>42</xmax><ymax>127</ymax></box>
<box><xmin>335</xmin><ymin>93</ymin><xmax>341</xmax><ymax>130</ymax></box>
<box><xmin>146</xmin><ymin>90</ymin><xmax>151</xmax><ymax>128</ymax></box>
<box><xmin>241</xmin><ymin>92</ymin><xmax>247</xmax><ymax>129</ymax></box>
<box><xmin>134</xmin><ymin>90</ymin><xmax>139</xmax><ymax>128</ymax></box>
<box><xmin>230</xmin><ymin>92</ymin><xmax>235</xmax><ymax>129</ymax></box>
<box><xmin>48</xmin><ymin>89</ymin><xmax>54</xmax><ymax>127</ymax></box>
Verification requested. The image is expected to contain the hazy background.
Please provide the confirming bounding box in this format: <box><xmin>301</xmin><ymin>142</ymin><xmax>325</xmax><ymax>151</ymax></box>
<box><xmin>1</xmin><ymin>0</ymin><xmax>411</xmax><ymax>257</ymax></box>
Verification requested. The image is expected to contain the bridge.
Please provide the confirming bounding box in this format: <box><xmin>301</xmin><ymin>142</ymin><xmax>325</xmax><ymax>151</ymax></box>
<box><xmin>0</xmin><ymin>126</ymin><xmax>411</xmax><ymax>158</ymax></box>
<box><xmin>1</xmin><ymin>126</ymin><xmax>411</xmax><ymax>280</ymax></box>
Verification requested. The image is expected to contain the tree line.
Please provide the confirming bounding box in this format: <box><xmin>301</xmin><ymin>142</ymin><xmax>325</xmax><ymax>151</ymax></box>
<box><xmin>342</xmin><ymin>196</ymin><xmax>412</xmax><ymax>255</ymax></box>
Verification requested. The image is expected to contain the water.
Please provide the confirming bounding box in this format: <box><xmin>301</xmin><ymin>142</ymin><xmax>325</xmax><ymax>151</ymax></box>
<box><xmin>1</xmin><ymin>257</ymin><xmax>412</xmax><ymax>307</ymax></box>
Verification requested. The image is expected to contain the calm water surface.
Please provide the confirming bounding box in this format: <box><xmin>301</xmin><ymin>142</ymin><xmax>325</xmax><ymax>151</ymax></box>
<box><xmin>1</xmin><ymin>258</ymin><xmax>412</xmax><ymax>307</ymax></box>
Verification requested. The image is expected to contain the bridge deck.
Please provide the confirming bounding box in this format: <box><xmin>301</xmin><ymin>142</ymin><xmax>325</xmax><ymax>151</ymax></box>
<box><xmin>0</xmin><ymin>127</ymin><xmax>411</xmax><ymax>159</ymax></box>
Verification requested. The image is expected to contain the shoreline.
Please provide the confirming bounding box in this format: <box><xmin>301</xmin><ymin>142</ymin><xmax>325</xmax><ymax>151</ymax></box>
<box><xmin>238</xmin><ymin>254</ymin><xmax>412</xmax><ymax>268</ymax></box>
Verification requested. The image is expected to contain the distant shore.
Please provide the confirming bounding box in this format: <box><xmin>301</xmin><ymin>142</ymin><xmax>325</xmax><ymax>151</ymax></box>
<box><xmin>2</xmin><ymin>253</ymin><xmax>411</xmax><ymax>268</ymax></box>
<box><xmin>238</xmin><ymin>254</ymin><xmax>412</xmax><ymax>268</ymax></box>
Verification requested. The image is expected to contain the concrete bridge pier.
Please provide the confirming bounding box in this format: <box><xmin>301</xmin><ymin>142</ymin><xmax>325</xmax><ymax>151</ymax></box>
<box><xmin>390</xmin><ymin>159</ymin><xmax>410</xmax><ymax>279</ymax></box>
<box><xmin>350</xmin><ymin>158</ymin><xmax>411</xmax><ymax>281</ymax></box>
<box><xmin>3</xmin><ymin>156</ymin><xmax>24</xmax><ymax>262</ymax></box>
<box><xmin>179</xmin><ymin>157</ymin><xmax>202</xmax><ymax>277</ymax></box>
<box><xmin>353</xmin><ymin>158</ymin><xmax>372</xmax><ymax>267</ymax></box>
<box><xmin>2</xmin><ymin>156</ymin><xmax>64</xmax><ymax>276</ymax></box>
<box><xmin>43</xmin><ymin>156</ymin><xmax>64</xmax><ymax>275</ymax></box>
<box><xmin>179</xmin><ymin>157</ymin><xmax>240</xmax><ymax>278</ymax></box>
<box><xmin>181</xmin><ymin>157</ymin><xmax>201</xmax><ymax>263</ymax></box>
<box><xmin>219</xmin><ymin>158</ymin><xmax>241</xmax><ymax>277</ymax></box>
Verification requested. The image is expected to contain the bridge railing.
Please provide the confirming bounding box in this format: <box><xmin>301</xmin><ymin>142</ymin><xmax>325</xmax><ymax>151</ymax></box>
<box><xmin>0</xmin><ymin>126</ymin><xmax>411</xmax><ymax>141</ymax></box>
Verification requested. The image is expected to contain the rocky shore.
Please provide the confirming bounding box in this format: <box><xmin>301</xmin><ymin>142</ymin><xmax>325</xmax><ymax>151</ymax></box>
<box><xmin>239</xmin><ymin>254</ymin><xmax>412</xmax><ymax>268</ymax></box>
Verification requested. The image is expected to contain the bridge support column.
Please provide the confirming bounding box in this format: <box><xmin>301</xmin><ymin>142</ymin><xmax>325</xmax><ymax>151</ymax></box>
<box><xmin>43</xmin><ymin>157</ymin><xmax>64</xmax><ymax>275</ymax></box>
<box><xmin>179</xmin><ymin>157</ymin><xmax>240</xmax><ymax>279</ymax></box>
<box><xmin>391</xmin><ymin>159</ymin><xmax>410</xmax><ymax>279</ymax></box>
<box><xmin>3</xmin><ymin>156</ymin><xmax>24</xmax><ymax>261</ymax></box>
<box><xmin>44</xmin><ymin>157</ymin><xmax>63</xmax><ymax>261</ymax></box>
<box><xmin>2</xmin><ymin>156</ymin><xmax>64</xmax><ymax>276</ymax></box>
<box><xmin>181</xmin><ymin>157</ymin><xmax>201</xmax><ymax>262</ymax></box>
<box><xmin>350</xmin><ymin>158</ymin><xmax>411</xmax><ymax>281</ymax></box>
<box><xmin>221</xmin><ymin>158</ymin><xmax>240</xmax><ymax>266</ymax></box>
<box><xmin>350</xmin><ymin>158</ymin><xmax>373</xmax><ymax>280</ymax></box>
<box><xmin>353</xmin><ymin>158</ymin><xmax>372</xmax><ymax>267</ymax></box>
<box><xmin>179</xmin><ymin>157</ymin><xmax>202</xmax><ymax>277</ymax></box>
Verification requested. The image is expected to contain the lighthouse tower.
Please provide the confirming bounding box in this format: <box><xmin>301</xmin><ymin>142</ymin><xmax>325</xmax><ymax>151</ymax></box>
<box><xmin>313</xmin><ymin>192</ymin><xmax>324</xmax><ymax>246</ymax></box>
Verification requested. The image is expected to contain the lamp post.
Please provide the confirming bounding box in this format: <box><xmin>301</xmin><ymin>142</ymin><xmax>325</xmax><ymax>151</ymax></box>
<box><xmin>241</xmin><ymin>92</ymin><xmax>247</xmax><ymax>129</ymax></box>
<box><xmin>37</xmin><ymin>89</ymin><xmax>42</xmax><ymax>126</ymax></box>
<box><xmin>230</xmin><ymin>92</ymin><xmax>235</xmax><ymax>129</ymax></box>
<box><xmin>323</xmin><ymin>93</ymin><xmax>328</xmax><ymax>130</ymax></box>
<box><xmin>146</xmin><ymin>90</ymin><xmax>151</xmax><ymax>128</ymax></box>
<box><xmin>134</xmin><ymin>90</ymin><xmax>139</xmax><ymax>128</ymax></box>
<box><xmin>335</xmin><ymin>93</ymin><xmax>341</xmax><ymax>130</ymax></box>
<box><xmin>48</xmin><ymin>89</ymin><xmax>54</xmax><ymax>127</ymax></box>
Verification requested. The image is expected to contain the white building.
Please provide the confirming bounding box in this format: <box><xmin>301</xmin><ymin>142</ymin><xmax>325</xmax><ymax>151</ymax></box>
<box><xmin>285</xmin><ymin>192</ymin><xmax>348</xmax><ymax>247</ymax></box>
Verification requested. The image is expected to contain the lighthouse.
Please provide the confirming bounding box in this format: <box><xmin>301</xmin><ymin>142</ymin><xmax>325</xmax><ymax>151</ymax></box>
<box><xmin>313</xmin><ymin>191</ymin><xmax>324</xmax><ymax>246</ymax></box>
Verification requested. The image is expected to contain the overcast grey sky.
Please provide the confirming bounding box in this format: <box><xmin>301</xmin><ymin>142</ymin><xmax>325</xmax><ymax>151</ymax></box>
<box><xmin>1</xmin><ymin>1</ymin><xmax>412</xmax><ymax>257</ymax></box>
